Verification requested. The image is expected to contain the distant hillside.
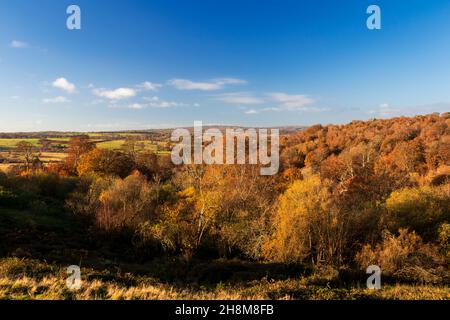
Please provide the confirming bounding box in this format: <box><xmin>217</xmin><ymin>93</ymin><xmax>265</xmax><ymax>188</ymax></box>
<box><xmin>0</xmin><ymin>125</ymin><xmax>307</xmax><ymax>140</ymax></box>
<box><xmin>280</xmin><ymin>112</ymin><xmax>450</xmax><ymax>187</ymax></box>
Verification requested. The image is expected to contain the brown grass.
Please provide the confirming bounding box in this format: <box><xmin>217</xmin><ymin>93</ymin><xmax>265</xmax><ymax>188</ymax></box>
<box><xmin>0</xmin><ymin>275</ymin><xmax>448</xmax><ymax>300</ymax></box>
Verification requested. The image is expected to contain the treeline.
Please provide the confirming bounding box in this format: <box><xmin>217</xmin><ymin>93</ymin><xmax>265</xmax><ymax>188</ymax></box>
<box><xmin>1</xmin><ymin>113</ymin><xmax>449</xmax><ymax>284</ymax></box>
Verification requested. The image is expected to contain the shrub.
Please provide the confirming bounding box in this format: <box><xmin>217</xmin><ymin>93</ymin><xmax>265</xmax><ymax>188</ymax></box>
<box><xmin>0</xmin><ymin>258</ymin><xmax>58</xmax><ymax>280</ymax></box>
<box><xmin>356</xmin><ymin>229</ymin><xmax>448</xmax><ymax>284</ymax></box>
<box><xmin>95</xmin><ymin>172</ymin><xmax>157</xmax><ymax>231</ymax></box>
<box><xmin>438</xmin><ymin>223</ymin><xmax>450</xmax><ymax>258</ymax></box>
<box><xmin>265</xmin><ymin>175</ymin><xmax>348</xmax><ymax>266</ymax></box>
<box><xmin>385</xmin><ymin>185</ymin><xmax>450</xmax><ymax>241</ymax></box>
<box><xmin>0</xmin><ymin>186</ymin><xmax>19</xmax><ymax>207</ymax></box>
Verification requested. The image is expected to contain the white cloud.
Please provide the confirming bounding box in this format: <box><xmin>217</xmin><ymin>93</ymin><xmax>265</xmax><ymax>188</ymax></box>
<box><xmin>168</xmin><ymin>79</ymin><xmax>221</xmax><ymax>91</ymax></box>
<box><xmin>168</xmin><ymin>77</ymin><xmax>247</xmax><ymax>91</ymax></box>
<box><xmin>138</xmin><ymin>81</ymin><xmax>162</xmax><ymax>91</ymax></box>
<box><xmin>215</xmin><ymin>92</ymin><xmax>264</xmax><ymax>105</ymax></box>
<box><xmin>127</xmin><ymin>103</ymin><xmax>145</xmax><ymax>109</ymax></box>
<box><xmin>52</xmin><ymin>77</ymin><xmax>76</xmax><ymax>94</ymax></box>
<box><xmin>82</xmin><ymin>121</ymin><xmax>180</xmax><ymax>131</ymax></box>
<box><xmin>267</xmin><ymin>92</ymin><xmax>316</xmax><ymax>111</ymax></box>
<box><xmin>368</xmin><ymin>103</ymin><xmax>400</xmax><ymax>117</ymax></box>
<box><xmin>111</xmin><ymin>96</ymin><xmax>192</xmax><ymax>109</ymax></box>
<box><xmin>144</xmin><ymin>96</ymin><xmax>189</xmax><ymax>108</ymax></box>
<box><xmin>245</xmin><ymin>109</ymin><xmax>259</xmax><ymax>114</ymax></box>
<box><xmin>213</xmin><ymin>78</ymin><xmax>248</xmax><ymax>85</ymax></box>
<box><xmin>10</xmin><ymin>40</ymin><xmax>29</xmax><ymax>48</ymax></box>
<box><xmin>93</xmin><ymin>87</ymin><xmax>137</xmax><ymax>100</ymax></box>
<box><xmin>43</xmin><ymin>96</ymin><xmax>70</xmax><ymax>104</ymax></box>
<box><xmin>90</xmin><ymin>81</ymin><xmax>160</xmax><ymax>101</ymax></box>
<box><xmin>151</xmin><ymin>101</ymin><xmax>181</xmax><ymax>108</ymax></box>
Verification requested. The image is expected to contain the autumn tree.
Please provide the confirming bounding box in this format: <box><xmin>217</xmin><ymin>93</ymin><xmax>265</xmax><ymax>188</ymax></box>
<box><xmin>38</xmin><ymin>138</ymin><xmax>52</xmax><ymax>152</ymax></box>
<box><xmin>77</xmin><ymin>148</ymin><xmax>135</xmax><ymax>178</ymax></box>
<box><xmin>96</xmin><ymin>172</ymin><xmax>157</xmax><ymax>231</ymax></box>
<box><xmin>200</xmin><ymin>165</ymin><xmax>275</xmax><ymax>259</ymax></box>
<box><xmin>385</xmin><ymin>185</ymin><xmax>450</xmax><ymax>241</ymax></box>
<box><xmin>65</xmin><ymin>135</ymin><xmax>95</xmax><ymax>173</ymax></box>
<box><xmin>122</xmin><ymin>136</ymin><xmax>145</xmax><ymax>159</ymax></box>
<box><xmin>266</xmin><ymin>175</ymin><xmax>348</xmax><ymax>266</ymax></box>
<box><xmin>135</xmin><ymin>150</ymin><xmax>159</xmax><ymax>179</ymax></box>
<box><xmin>15</xmin><ymin>141</ymin><xmax>39</xmax><ymax>171</ymax></box>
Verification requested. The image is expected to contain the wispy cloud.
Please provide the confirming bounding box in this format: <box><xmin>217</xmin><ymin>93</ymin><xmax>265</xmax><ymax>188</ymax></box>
<box><xmin>168</xmin><ymin>77</ymin><xmax>247</xmax><ymax>91</ymax></box>
<box><xmin>91</xmin><ymin>81</ymin><xmax>160</xmax><ymax>101</ymax></box>
<box><xmin>213</xmin><ymin>78</ymin><xmax>248</xmax><ymax>85</ymax></box>
<box><xmin>237</xmin><ymin>92</ymin><xmax>322</xmax><ymax>114</ymax></box>
<box><xmin>127</xmin><ymin>103</ymin><xmax>146</xmax><ymax>109</ymax></box>
<box><xmin>93</xmin><ymin>87</ymin><xmax>137</xmax><ymax>100</ymax></box>
<box><xmin>267</xmin><ymin>92</ymin><xmax>316</xmax><ymax>111</ymax></box>
<box><xmin>82</xmin><ymin>121</ymin><xmax>180</xmax><ymax>131</ymax></box>
<box><xmin>137</xmin><ymin>81</ymin><xmax>162</xmax><ymax>91</ymax></box>
<box><xmin>368</xmin><ymin>102</ymin><xmax>450</xmax><ymax>118</ymax></box>
<box><xmin>110</xmin><ymin>96</ymin><xmax>194</xmax><ymax>109</ymax></box>
<box><xmin>144</xmin><ymin>96</ymin><xmax>190</xmax><ymax>108</ymax></box>
<box><xmin>43</xmin><ymin>96</ymin><xmax>70</xmax><ymax>104</ymax></box>
<box><xmin>10</xmin><ymin>40</ymin><xmax>29</xmax><ymax>49</ymax></box>
<box><xmin>215</xmin><ymin>92</ymin><xmax>264</xmax><ymax>105</ymax></box>
<box><xmin>52</xmin><ymin>77</ymin><xmax>76</xmax><ymax>94</ymax></box>
<box><xmin>368</xmin><ymin>103</ymin><xmax>400</xmax><ymax>117</ymax></box>
<box><xmin>245</xmin><ymin>109</ymin><xmax>259</xmax><ymax>114</ymax></box>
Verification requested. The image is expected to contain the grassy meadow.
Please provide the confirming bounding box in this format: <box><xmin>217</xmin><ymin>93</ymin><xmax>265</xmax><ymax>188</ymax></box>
<box><xmin>1</xmin><ymin>258</ymin><xmax>448</xmax><ymax>300</ymax></box>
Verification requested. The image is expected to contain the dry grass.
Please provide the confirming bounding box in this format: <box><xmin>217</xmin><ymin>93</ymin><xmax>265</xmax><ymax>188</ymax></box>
<box><xmin>0</xmin><ymin>276</ymin><xmax>248</xmax><ymax>300</ymax></box>
<box><xmin>0</xmin><ymin>275</ymin><xmax>448</xmax><ymax>300</ymax></box>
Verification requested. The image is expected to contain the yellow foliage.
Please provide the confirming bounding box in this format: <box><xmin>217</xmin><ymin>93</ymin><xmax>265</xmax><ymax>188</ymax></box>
<box><xmin>265</xmin><ymin>175</ymin><xmax>333</xmax><ymax>264</ymax></box>
<box><xmin>385</xmin><ymin>184</ymin><xmax>450</xmax><ymax>241</ymax></box>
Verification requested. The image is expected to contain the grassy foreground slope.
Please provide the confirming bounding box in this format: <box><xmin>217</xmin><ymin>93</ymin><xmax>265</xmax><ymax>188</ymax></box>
<box><xmin>0</xmin><ymin>261</ymin><xmax>450</xmax><ymax>300</ymax></box>
<box><xmin>0</xmin><ymin>185</ymin><xmax>448</xmax><ymax>300</ymax></box>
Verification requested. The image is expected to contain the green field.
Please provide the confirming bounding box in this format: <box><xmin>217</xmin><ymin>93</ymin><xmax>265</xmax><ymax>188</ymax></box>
<box><xmin>96</xmin><ymin>139</ymin><xmax>159</xmax><ymax>152</ymax></box>
<box><xmin>0</xmin><ymin>139</ymin><xmax>41</xmax><ymax>150</ymax></box>
<box><xmin>0</xmin><ymin>137</ymin><xmax>167</xmax><ymax>152</ymax></box>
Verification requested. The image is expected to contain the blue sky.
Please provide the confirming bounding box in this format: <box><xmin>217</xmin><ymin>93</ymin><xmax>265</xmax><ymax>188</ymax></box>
<box><xmin>1</xmin><ymin>0</ymin><xmax>450</xmax><ymax>132</ymax></box>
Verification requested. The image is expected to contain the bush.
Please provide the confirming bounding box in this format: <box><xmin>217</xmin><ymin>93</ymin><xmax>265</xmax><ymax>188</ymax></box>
<box><xmin>0</xmin><ymin>257</ymin><xmax>58</xmax><ymax>280</ymax></box>
<box><xmin>95</xmin><ymin>172</ymin><xmax>157</xmax><ymax>231</ymax></box>
<box><xmin>438</xmin><ymin>223</ymin><xmax>450</xmax><ymax>258</ymax></box>
<box><xmin>28</xmin><ymin>173</ymin><xmax>78</xmax><ymax>200</ymax></box>
<box><xmin>356</xmin><ymin>229</ymin><xmax>448</xmax><ymax>284</ymax></box>
<box><xmin>0</xmin><ymin>186</ymin><xmax>19</xmax><ymax>207</ymax></box>
<box><xmin>385</xmin><ymin>185</ymin><xmax>450</xmax><ymax>241</ymax></box>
